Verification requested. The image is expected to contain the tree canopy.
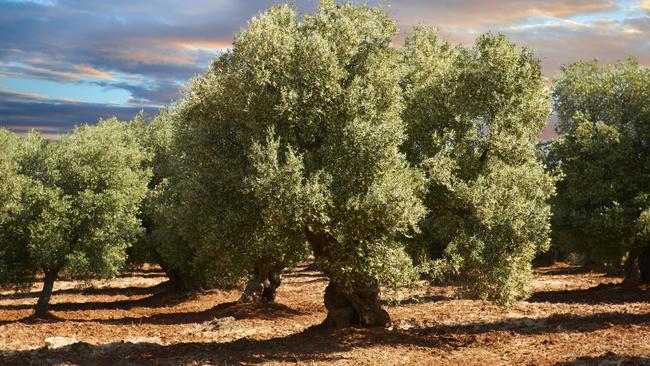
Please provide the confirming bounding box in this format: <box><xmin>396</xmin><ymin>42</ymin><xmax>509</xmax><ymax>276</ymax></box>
<box><xmin>550</xmin><ymin>59</ymin><xmax>650</xmax><ymax>280</ymax></box>
<box><xmin>178</xmin><ymin>0</ymin><xmax>426</xmax><ymax>325</ymax></box>
<box><xmin>401</xmin><ymin>28</ymin><xmax>556</xmax><ymax>305</ymax></box>
<box><xmin>0</xmin><ymin>119</ymin><xmax>151</xmax><ymax>316</ymax></box>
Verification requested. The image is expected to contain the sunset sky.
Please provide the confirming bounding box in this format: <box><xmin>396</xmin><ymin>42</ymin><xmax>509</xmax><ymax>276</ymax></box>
<box><xmin>1</xmin><ymin>0</ymin><xmax>649</xmax><ymax>138</ymax></box>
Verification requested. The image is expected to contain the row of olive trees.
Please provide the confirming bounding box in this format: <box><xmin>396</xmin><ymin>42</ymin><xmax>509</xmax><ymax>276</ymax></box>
<box><xmin>2</xmin><ymin>0</ymin><xmax>643</xmax><ymax>326</ymax></box>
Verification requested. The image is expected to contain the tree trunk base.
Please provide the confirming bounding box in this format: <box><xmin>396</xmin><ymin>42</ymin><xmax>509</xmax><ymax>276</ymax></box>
<box><xmin>35</xmin><ymin>270</ymin><xmax>57</xmax><ymax>318</ymax></box>
<box><xmin>323</xmin><ymin>282</ymin><xmax>390</xmax><ymax>328</ymax></box>
<box><xmin>239</xmin><ymin>268</ymin><xmax>281</xmax><ymax>303</ymax></box>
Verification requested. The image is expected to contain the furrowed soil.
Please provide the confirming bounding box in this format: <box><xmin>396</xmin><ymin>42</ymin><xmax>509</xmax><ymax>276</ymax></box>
<box><xmin>1</xmin><ymin>263</ymin><xmax>649</xmax><ymax>365</ymax></box>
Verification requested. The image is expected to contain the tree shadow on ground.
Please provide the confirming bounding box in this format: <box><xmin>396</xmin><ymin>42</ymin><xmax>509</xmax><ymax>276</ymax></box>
<box><xmin>0</xmin><ymin>300</ymin><xmax>305</xmax><ymax>326</ymax></box>
<box><xmin>2</xmin><ymin>309</ymin><xmax>650</xmax><ymax>364</ymax></box>
<box><xmin>0</xmin><ymin>324</ymin><xmax>457</xmax><ymax>366</ymax></box>
<box><xmin>396</xmin><ymin>310</ymin><xmax>650</xmax><ymax>337</ymax></box>
<box><xmin>555</xmin><ymin>352</ymin><xmax>650</xmax><ymax>365</ymax></box>
<box><xmin>529</xmin><ymin>282</ymin><xmax>650</xmax><ymax>304</ymax></box>
<box><xmin>0</xmin><ymin>280</ymin><xmax>170</xmax><ymax>301</ymax></box>
<box><xmin>0</xmin><ymin>282</ymin><xmax>187</xmax><ymax>312</ymax></box>
<box><xmin>66</xmin><ymin>301</ymin><xmax>306</xmax><ymax>325</ymax></box>
<box><xmin>383</xmin><ymin>294</ymin><xmax>448</xmax><ymax>306</ymax></box>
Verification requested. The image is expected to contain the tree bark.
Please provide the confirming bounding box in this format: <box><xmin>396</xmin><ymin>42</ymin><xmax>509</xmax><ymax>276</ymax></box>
<box><xmin>34</xmin><ymin>269</ymin><xmax>58</xmax><ymax>318</ymax></box>
<box><xmin>239</xmin><ymin>264</ymin><xmax>282</xmax><ymax>303</ymax></box>
<box><xmin>165</xmin><ymin>267</ymin><xmax>188</xmax><ymax>291</ymax></box>
<box><xmin>623</xmin><ymin>246</ymin><xmax>642</xmax><ymax>285</ymax></box>
<box><xmin>323</xmin><ymin>281</ymin><xmax>390</xmax><ymax>328</ymax></box>
<box><xmin>305</xmin><ymin>229</ymin><xmax>391</xmax><ymax>328</ymax></box>
<box><xmin>639</xmin><ymin>246</ymin><xmax>650</xmax><ymax>282</ymax></box>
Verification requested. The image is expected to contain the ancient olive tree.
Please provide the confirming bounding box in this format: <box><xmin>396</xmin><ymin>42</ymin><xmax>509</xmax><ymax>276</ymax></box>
<box><xmin>179</xmin><ymin>1</ymin><xmax>425</xmax><ymax>325</ymax></box>
<box><xmin>0</xmin><ymin>120</ymin><xmax>150</xmax><ymax>316</ymax></box>
<box><xmin>401</xmin><ymin>28</ymin><xmax>556</xmax><ymax>305</ymax></box>
<box><xmin>550</xmin><ymin>59</ymin><xmax>650</xmax><ymax>282</ymax></box>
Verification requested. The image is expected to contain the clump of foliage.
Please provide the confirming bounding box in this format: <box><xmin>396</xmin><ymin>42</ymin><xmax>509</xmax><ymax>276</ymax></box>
<box><xmin>550</xmin><ymin>59</ymin><xmax>650</xmax><ymax>281</ymax></box>
<box><xmin>0</xmin><ymin>119</ymin><xmax>150</xmax><ymax>316</ymax></box>
<box><xmin>178</xmin><ymin>0</ymin><xmax>426</xmax><ymax>326</ymax></box>
<box><xmin>401</xmin><ymin>28</ymin><xmax>556</xmax><ymax>305</ymax></box>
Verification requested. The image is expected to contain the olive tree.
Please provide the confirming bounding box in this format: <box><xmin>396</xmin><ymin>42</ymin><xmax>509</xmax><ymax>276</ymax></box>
<box><xmin>401</xmin><ymin>28</ymin><xmax>556</xmax><ymax>305</ymax></box>
<box><xmin>550</xmin><ymin>59</ymin><xmax>650</xmax><ymax>282</ymax></box>
<box><xmin>0</xmin><ymin>119</ymin><xmax>150</xmax><ymax>317</ymax></box>
<box><xmin>179</xmin><ymin>1</ymin><xmax>425</xmax><ymax>326</ymax></box>
<box><xmin>128</xmin><ymin>109</ymin><xmax>213</xmax><ymax>290</ymax></box>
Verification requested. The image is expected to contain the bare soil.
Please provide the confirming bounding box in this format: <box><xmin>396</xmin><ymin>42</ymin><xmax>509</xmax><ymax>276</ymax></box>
<box><xmin>1</xmin><ymin>263</ymin><xmax>649</xmax><ymax>365</ymax></box>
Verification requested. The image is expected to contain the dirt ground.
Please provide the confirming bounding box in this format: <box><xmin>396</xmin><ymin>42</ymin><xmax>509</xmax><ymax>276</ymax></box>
<box><xmin>1</xmin><ymin>263</ymin><xmax>649</xmax><ymax>366</ymax></box>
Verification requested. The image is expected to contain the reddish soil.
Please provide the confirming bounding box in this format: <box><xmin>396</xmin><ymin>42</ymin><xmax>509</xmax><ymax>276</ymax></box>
<box><xmin>1</xmin><ymin>263</ymin><xmax>649</xmax><ymax>365</ymax></box>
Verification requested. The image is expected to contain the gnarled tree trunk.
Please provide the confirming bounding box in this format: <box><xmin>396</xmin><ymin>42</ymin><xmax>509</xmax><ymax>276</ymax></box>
<box><xmin>623</xmin><ymin>245</ymin><xmax>650</xmax><ymax>285</ymax></box>
<box><xmin>324</xmin><ymin>281</ymin><xmax>390</xmax><ymax>328</ymax></box>
<box><xmin>623</xmin><ymin>246</ymin><xmax>641</xmax><ymax>285</ymax></box>
<box><xmin>35</xmin><ymin>269</ymin><xmax>58</xmax><ymax>318</ymax></box>
<box><xmin>239</xmin><ymin>264</ymin><xmax>282</xmax><ymax>303</ymax></box>
<box><xmin>305</xmin><ymin>229</ymin><xmax>391</xmax><ymax>328</ymax></box>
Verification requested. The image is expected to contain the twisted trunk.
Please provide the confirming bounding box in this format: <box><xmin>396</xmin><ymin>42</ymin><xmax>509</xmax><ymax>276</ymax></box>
<box><xmin>239</xmin><ymin>264</ymin><xmax>282</xmax><ymax>303</ymax></box>
<box><xmin>35</xmin><ymin>269</ymin><xmax>58</xmax><ymax>318</ymax></box>
<box><xmin>323</xmin><ymin>281</ymin><xmax>390</xmax><ymax>328</ymax></box>
<box><xmin>305</xmin><ymin>229</ymin><xmax>390</xmax><ymax>328</ymax></box>
<box><xmin>623</xmin><ymin>245</ymin><xmax>650</xmax><ymax>285</ymax></box>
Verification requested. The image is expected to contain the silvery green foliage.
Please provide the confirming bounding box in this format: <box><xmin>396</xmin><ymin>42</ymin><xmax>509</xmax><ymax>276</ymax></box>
<box><xmin>0</xmin><ymin>130</ymin><xmax>21</xmax><ymax>224</ymax></box>
<box><xmin>0</xmin><ymin>119</ymin><xmax>150</xmax><ymax>286</ymax></box>
<box><xmin>0</xmin><ymin>129</ymin><xmax>30</xmax><ymax>287</ymax></box>
<box><xmin>402</xmin><ymin>28</ymin><xmax>555</xmax><ymax>305</ymax></box>
<box><xmin>551</xmin><ymin>60</ymin><xmax>650</xmax><ymax>264</ymax></box>
<box><xmin>178</xmin><ymin>1</ymin><xmax>426</xmax><ymax>292</ymax></box>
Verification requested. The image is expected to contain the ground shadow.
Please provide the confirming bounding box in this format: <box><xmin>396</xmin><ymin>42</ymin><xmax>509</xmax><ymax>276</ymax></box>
<box><xmin>0</xmin><ymin>300</ymin><xmax>305</xmax><ymax>326</ymax></box>
<box><xmin>2</xmin><ymin>309</ymin><xmax>650</xmax><ymax>364</ymax></box>
<box><xmin>529</xmin><ymin>282</ymin><xmax>650</xmax><ymax>304</ymax></box>
<box><xmin>399</xmin><ymin>310</ymin><xmax>650</xmax><ymax>337</ymax></box>
<box><xmin>383</xmin><ymin>294</ymin><xmax>448</xmax><ymax>306</ymax></box>
<box><xmin>555</xmin><ymin>352</ymin><xmax>650</xmax><ymax>365</ymax></box>
<box><xmin>0</xmin><ymin>284</ymin><xmax>194</xmax><ymax>314</ymax></box>
<box><xmin>0</xmin><ymin>280</ymin><xmax>170</xmax><ymax>301</ymax></box>
<box><xmin>0</xmin><ymin>324</ymin><xmax>455</xmax><ymax>365</ymax></box>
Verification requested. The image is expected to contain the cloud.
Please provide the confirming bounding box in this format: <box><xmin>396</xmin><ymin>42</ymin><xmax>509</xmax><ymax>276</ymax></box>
<box><xmin>389</xmin><ymin>0</ymin><xmax>617</xmax><ymax>28</ymax></box>
<box><xmin>640</xmin><ymin>1</ymin><xmax>650</xmax><ymax>11</ymax></box>
<box><xmin>1</xmin><ymin>0</ymin><xmax>649</xmax><ymax>136</ymax></box>
<box><xmin>501</xmin><ymin>17</ymin><xmax>650</xmax><ymax>75</ymax></box>
<box><xmin>0</xmin><ymin>89</ymin><xmax>157</xmax><ymax>135</ymax></box>
<box><xmin>73</xmin><ymin>65</ymin><xmax>113</xmax><ymax>80</ymax></box>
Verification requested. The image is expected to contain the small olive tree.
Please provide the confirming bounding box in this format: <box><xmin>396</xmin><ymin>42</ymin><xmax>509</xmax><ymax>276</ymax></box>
<box><xmin>0</xmin><ymin>119</ymin><xmax>150</xmax><ymax>316</ymax></box>
<box><xmin>179</xmin><ymin>1</ymin><xmax>426</xmax><ymax>325</ymax></box>
<box><xmin>401</xmin><ymin>28</ymin><xmax>556</xmax><ymax>305</ymax></box>
<box><xmin>551</xmin><ymin>59</ymin><xmax>650</xmax><ymax>282</ymax></box>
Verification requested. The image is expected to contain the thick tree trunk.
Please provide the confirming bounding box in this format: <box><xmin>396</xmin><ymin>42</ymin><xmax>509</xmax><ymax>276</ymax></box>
<box><xmin>305</xmin><ymin>229</ymin><xmax>391</xmax><ymax>328</ymax></box>
<box><xmin>35</xmin><ymin>269</ymin><xmax>58</xmax><ymax>318</ymax></box>
<box><xmin>239</xmin><ymin>264</ymin><xmax>282</xmax><ymax>303</ymax></box>
<box><xmin>639</xmin><ymin>246</ymin><xmax>650</xmax><ymax>282</ymax></box>
<box><xmin>154</xmin><ymin>251</ymin><xmax>189</xmax><ymax>291</ymax></box>
<box><xmin>165</xmin><ymin>268</ymin><xmax>188</xmax><ymax>291</ymax></box>
<box><xmin>324</xmin><ymin>281</ymin><xmax>390</xmax><ymax>328</ymax></box>
<box><xmin>623</xmin><ymin>246</ymin><xmax>642</xmax><ymax>285</ymax></box>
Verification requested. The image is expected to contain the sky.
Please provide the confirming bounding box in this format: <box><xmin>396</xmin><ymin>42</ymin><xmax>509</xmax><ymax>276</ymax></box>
<box><xmin>1</xmin><ymin>0</ymin><xmax>649</xmax><ymax>139</ymax></box>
